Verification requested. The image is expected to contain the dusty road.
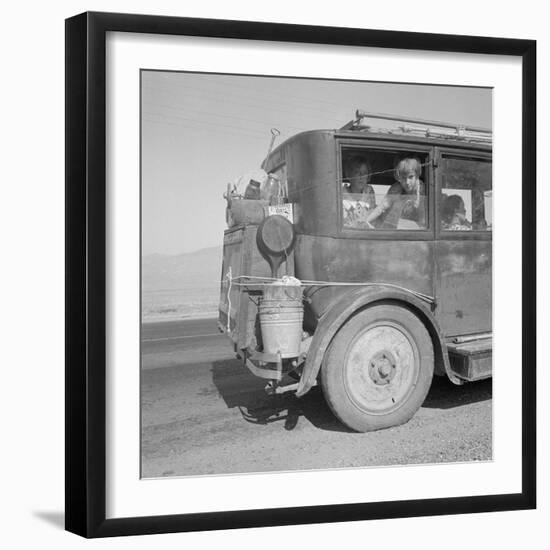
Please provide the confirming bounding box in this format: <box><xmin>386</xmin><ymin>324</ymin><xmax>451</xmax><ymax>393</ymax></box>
<box><xmin>141</xmin><ymin>318</ymin><xmax>492</xmax><ymax>478</ymax></box>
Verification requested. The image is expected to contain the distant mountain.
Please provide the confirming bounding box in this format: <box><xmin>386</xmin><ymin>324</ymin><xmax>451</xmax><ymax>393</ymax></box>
<box><xmin>142</xmin><ymin>245</ymin><xmax>223</xmax><ymax>291</ymax></box>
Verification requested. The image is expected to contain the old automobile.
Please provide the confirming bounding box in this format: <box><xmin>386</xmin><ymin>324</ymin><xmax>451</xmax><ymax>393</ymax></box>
<box><xmin>219</xmin><ymin>111</ymin><xmax>492</xmax><ymax>432</ymax></box>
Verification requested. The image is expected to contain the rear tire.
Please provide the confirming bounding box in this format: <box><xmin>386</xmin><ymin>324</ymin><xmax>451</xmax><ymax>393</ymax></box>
<box><xmin>321</xmin><ymin>304</ymin><xmax>434</xmax><ymax>432</ymax></box>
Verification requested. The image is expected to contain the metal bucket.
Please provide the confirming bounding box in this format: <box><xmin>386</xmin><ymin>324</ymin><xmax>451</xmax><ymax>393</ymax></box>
<box><xmin>259</xmin><ymin>299</ymin><xmax>303</xmax><ymax>358</ymax></box>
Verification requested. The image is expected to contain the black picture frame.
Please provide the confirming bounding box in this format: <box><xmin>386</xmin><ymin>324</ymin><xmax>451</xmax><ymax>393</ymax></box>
<box><xmin>65</xmin><ymin>11</ymin><xmax>536</xmax><ymax>538</ymax></box>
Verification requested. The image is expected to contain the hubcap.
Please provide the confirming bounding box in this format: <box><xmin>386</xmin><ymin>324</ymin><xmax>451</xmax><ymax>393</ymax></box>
<box><xmin>369</xmin><ymin>351</ymin><xmax>397</xmax><ymax>384</ymax></box>
<box><xmin>344</xmin><ymin>323</ymin><xmax>419</xmax><ymax>414</ymax></box>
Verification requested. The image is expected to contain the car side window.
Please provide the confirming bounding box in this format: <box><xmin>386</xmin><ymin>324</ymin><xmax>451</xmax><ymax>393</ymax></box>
<box><xmin>440</xmin><ymin>156</ymin><xmax>492</xmax><ymax>232</ymax></box>
<box><xmin>340</xmin><ymin>148</ymin><xmax>429</xmax><ymax>231</ymax></box>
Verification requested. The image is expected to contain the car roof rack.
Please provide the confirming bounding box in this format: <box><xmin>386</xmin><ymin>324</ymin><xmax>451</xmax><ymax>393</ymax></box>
<box><xmin>340</xmin><ymin>110</ymin><xmax>492</xmax><ymax>144</ymax></box>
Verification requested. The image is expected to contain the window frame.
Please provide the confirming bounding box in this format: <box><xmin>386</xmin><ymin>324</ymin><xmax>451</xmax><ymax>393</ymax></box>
<box><xmin>435</xmin><ymin>147</ymin><xmax>493</xmax><ymax>241</ymax></box>
<box><xmin>336</xmin><ymin>138</ymin><xmax>435</xmax><ymax>241</ymax></box>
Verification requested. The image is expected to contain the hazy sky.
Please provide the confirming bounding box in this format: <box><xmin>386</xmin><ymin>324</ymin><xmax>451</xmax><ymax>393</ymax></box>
<box><xmin>141</xmin><ymin>71</ymin><xmax>491</xmax><ymax>255</ymax></box>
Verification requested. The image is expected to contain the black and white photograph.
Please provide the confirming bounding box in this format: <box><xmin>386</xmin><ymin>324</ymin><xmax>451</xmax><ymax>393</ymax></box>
<box><xmin>140</xmin><ymin>71</ymin><xmax>493</xmax><ymax>479</ymax></box>
<box><xmin>1</xmin><ymin>0</ymin><xmax>545</xmax><ymax>544</ymax></box>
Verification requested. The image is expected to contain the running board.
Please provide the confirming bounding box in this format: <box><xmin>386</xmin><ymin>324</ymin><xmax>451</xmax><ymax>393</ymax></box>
<box><xmin>446</xmin><ymin>337</ymin><xmax>492</xmax><ymax>382</ymax></box>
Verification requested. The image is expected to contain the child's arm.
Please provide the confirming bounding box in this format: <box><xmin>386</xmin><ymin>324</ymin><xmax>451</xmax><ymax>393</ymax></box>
<box><xmin>414</xmin><ymin>179</ymin><xmax>424</xmax><ymax>208</ymax></box>
<box><xmin>365</xmin><ymin>195</ymin><xmax>392</xmax><ymax>227</ymax></box>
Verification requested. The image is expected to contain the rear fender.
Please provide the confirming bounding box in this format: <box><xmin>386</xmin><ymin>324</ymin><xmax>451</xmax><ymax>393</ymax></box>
<box><xmin>295</xmin><ymin>286</ymin><xmax>458</xmax><ymax>397</ymax></box>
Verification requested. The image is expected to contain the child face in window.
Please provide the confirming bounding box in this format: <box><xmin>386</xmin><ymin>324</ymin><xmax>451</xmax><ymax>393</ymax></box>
<box><xmin>400</xmin><ymin>169</ymin><xmax>420</xmax><ymax>194</ymax></box>
<box><xmin>349</xmin><ymin>163</ymin><xmax>371</xmax><ymax>194</ymax></box>
<box><xmin>454</xmin><ymin>201</ymin><xmax>468</xmax><ymax>224</ymax></box>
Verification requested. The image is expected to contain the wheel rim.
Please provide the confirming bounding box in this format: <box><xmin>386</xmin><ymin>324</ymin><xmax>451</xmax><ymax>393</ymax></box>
<box><xmin>343</xmin><ymin>321</ymin><xmax>420</xmax><ymax>415</ymax></box>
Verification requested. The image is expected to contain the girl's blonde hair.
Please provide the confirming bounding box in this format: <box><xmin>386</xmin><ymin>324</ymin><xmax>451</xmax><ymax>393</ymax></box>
<box><xmin>395</xmin><ymin>157</ymin><xmax>422</xmax><ymax>181</ymax></box>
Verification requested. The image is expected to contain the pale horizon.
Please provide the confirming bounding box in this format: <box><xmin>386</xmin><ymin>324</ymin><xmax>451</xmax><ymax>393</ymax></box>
<box><xmin>143</xmin><ymin>243</ymin><xmax>222</xmax><ymax>257</ymax></box>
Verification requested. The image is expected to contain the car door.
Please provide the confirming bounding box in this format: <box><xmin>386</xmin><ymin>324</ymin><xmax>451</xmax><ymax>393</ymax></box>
<box><xmin>434</xmin><ymin>147</ymin><xmax>492</xmax><ymax>337</ymax></box>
